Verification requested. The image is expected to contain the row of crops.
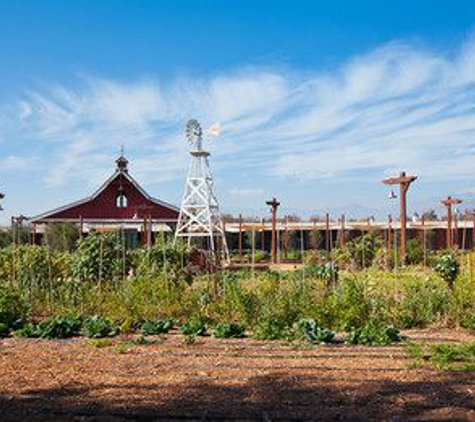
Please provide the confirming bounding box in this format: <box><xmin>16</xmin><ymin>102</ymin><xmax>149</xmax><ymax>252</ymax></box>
<box><xmin>0</xmin><ymin>232</ymin><xmax>474</xmax><ymax>346</ymax></box>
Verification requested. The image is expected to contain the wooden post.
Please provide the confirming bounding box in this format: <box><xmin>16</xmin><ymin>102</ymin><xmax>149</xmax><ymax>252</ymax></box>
<box><xmin>383</xmin><ymin>172</ymin><xmax>417</xmax><ymax>263</ymax></box>
<box><xmin>339</xmin><ymin>214</ymin><xmax>345</xmax><ymax>249</ymax></box>
<box><xmin>472</xmin><ymin>211</ymin><xmax>475</xmax><ymax>250</ymax></box>
<box><xmin>325</xmin><ymin>213</ymin><xmax>331</xmax><ymax>254</ymax></box>
<box><xmin>284</xmin><ymin>216</ymin><xmax>288</xmax><ymax>259</ymax></box>
<box><xmin>147</xmin><ymin>214</ymin><xmax>152</xmax><ymax>248</ymax></box>
<box><xmin>421</xmin><ymin>215</ymin><xmax>427</xmax><ymax>267</ymax></box>
<box><xmin>468</xmin><ymin>253</ymin><xmax>473</xmax><ymax>282</ymax></box>
<box><xmin>452</xmin><ymin>212</ymin><xmax>460</xmax><ymax>247</ymax></box>
<box><xmin>261</xmin><ymin>218</ymin><xmax>265</xmax><ymax>253</ymax></box>
<box><xmin>238</xmin><ymin>214</ymin><xmax>243</xmax><ymax>261</ymax></box>
<box><xmin>32</xmin><ymin>223</ymin><xmax>37</xmax><ymax>245</ymax></box>
<box><xmin>441</xmin><ymin>196</ymin><xmax>462</xmax><ymax>249</ymax></box>
<box><xmin>79</xmin><ymin>215</ymin><xmax>83</xmax><ymax>238</ymax></box>
<box><xmin>387</xmin><ymin>214</ymin><xmax>393</xmax><ymax>252</ymax></box>
<box><xmin>266</xmin><ymin>198</ymin><xmax>280</xmax><ymax>264</ymax></box>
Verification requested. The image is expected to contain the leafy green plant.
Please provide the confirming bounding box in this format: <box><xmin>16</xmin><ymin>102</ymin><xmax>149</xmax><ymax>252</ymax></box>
<box><xmin>181</xmin><ymin>316</ymin><xmax>207</xmax><ymax>336</ymax></box>
<box><xmin>13</xmin><ymin>323</ymin><xmax>42</xmax><ymax>338</ymax></box>
<box><xmin>291</xmin><ymin>318</ymin><xmax>335</xmax><ymax>344</ymax></box>
<box><xmin>304</xmin><ymin>263</ymin><xmax>338</xmax><ymax>284</ymax></box>
<box><xmin>88</xmin><ymin>338</ymin><xmax>112</xmax><ymax>348</ymax></box>
<box><xmin>435</xmin><ymin>253</ymin><xmax>459</xmax><ymax>287</ymax></box>
<box><xmin>36</xmin><ymin>314</ymin><xmax>82</xmax><ymax>339</ymax></box>
<box><xmin>345</xmin><ymin>321</ymin><xmax>402</xmax><ymax>346</ymax></box>
<box><xmin>141</xmin><ymin>319</ymin><xmax>174</xmax><ymax>336</ymax></box>
<box><xmin>185</xmin><ymin>334</ymin><xmax>197</xmax><ymax>344</ymax></box>
<box><xmin>83</xmin><ymin>315</ymin><xmax>118</xmax><ymax>338</ymax></box>
<box><xmin>14</xmin><ymin>315</ymin><xmax>82</xmax><ymax>339</ymax></box>
<box><xmin>213</xmin><ymin>322</ymin><xmax>246</xmax><ymax>339</ymax></box>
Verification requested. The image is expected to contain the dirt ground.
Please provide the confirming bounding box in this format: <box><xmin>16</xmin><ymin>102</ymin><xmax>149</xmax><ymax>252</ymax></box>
<box><xmin>1</xmin><ymin>328</ymin><xmax>475</xmax><ymax>421</ymax></box>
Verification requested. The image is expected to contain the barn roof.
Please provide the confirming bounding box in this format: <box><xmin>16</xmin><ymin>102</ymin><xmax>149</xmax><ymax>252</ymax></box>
<box><xmin>30</xmin><ymin>155</ymin><xmax>179</xmax><ymax>223</ymax></box>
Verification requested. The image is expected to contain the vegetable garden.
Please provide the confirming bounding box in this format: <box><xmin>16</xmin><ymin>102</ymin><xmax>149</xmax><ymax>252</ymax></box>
<box><xmin>1</xmin><ymin>231</ymin><xmax>475</xmax><ymax>419</ymax></box>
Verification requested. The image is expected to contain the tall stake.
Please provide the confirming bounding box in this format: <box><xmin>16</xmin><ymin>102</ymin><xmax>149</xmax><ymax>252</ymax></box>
<box><xmin>266</xmin><ymin>197</ymin><xmax>280</xmax><ymax>264</ymax></box>
<box><xmin>441</xmin><ymin>196</ymin><xmax>462</xmax><ymax>249</ymax></box>
<box><xmin>339</xmin><ymin>214</ymin><xmax>345</xmax><ymax>249</ymax></box>
<box><xmin>472</xmin><ymin>211</ymin><xmax>475</xmax><ymax>250</ymax></box>
<box><xmin>325</xmin><ymin>213</ymin><xmax>331</xmax><ymax>254</ymax></box>
<box><xmin>421</xmin><ymin>215</ymin><xmax>427</xmax><ymax>267</ymax></box>
<box><xmin>383</xmin><ymin>171</ymin><xmax>417</xmax><ymax>263</ymax></box>
<box><xmin>238</xmin><ymin>213</ymin><xmax>243</xmax><ymax>261</ymax></box>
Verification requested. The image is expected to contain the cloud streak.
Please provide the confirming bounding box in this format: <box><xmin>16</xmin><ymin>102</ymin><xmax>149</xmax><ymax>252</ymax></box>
<box><xmin>3</xmin><ymin>35</ymin><xmax>475</xmax><ymax>192</ymax></box>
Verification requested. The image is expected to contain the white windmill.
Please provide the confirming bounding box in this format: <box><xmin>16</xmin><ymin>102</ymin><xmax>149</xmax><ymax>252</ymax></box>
<box><xmin>174</xmin><ymin>119</ymin><xmax>229</xmax><ymax>264</ymax></box>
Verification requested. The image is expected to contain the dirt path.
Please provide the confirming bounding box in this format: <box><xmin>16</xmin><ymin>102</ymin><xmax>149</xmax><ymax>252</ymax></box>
<box><xmin>1</xmin><ymin>329</ymin><xmax>474</xmax><ymax>421</ymax></box>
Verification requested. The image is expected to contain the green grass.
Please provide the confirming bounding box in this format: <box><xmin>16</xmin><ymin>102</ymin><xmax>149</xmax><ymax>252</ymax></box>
<box><xmin>405</xmin><ymin>342</ymin><xmax>475</xmax><ymax>371</ymax></box>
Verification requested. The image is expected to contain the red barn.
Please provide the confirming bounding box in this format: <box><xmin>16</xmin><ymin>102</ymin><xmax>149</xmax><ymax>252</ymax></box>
<box><xmin>30</xmin><ymin>155</ymin><xmax>179</xmax><ymax>246</ymax></box>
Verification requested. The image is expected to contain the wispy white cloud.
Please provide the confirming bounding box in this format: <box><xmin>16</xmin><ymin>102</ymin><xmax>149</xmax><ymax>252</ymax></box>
<box><xmin>0</xmin><ymin>155</ymin><xmax>34</xmax><ymax>170</ymax></box>
<box><xmin>2</xmin><ymin>35</ymin><xmax>475</xmax><ymax>190</ymax></box>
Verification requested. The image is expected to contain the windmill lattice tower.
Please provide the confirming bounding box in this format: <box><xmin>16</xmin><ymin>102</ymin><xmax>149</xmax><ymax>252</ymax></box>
<box><xmin>175</xmin><ymin>119</ymin><xmax>229</xmax><ymax>263</ymax></box>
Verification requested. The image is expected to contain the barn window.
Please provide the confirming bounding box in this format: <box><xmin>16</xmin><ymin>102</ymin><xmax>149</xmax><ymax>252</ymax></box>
<box><xmin>116</xmin><ymin>193</ymin><xmax>128</xmax><ymax>208</ymax></box>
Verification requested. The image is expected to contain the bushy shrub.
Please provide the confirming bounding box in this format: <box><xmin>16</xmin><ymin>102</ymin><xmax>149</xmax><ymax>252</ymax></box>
<box><xmin>213</xmin><ymin>322</ymin><xmax>245</xmax><ymax>339</ymax></box>
<box><xmin>83</xmin><ymin>315</ymin><xmax>118</xmax><ymax>338</ymax></box>
<box><xmin>345</xmin><ymin>321</ymin><xmax>401</xmax><ymax>345</ymax></box>
<box><xmin>435</xmin><ymin>253</ymin><xmax>459</xmax><ymax>287</ymax></box>
<box><xmin>331</xmin><ymin>277</ymin><xmax>370</xmax><ymax>330</ymax></box>
<box><xmin>253</xmin><ymin>315</ymin><xmax>289</xmax><ymax>340</ymax></box>
<box><xmin>43</xmin><ymin>222</ymin><xmax>79</xmax><ymax>253</ymax></box>
<box><xmin>291</xmin><ymin>318</ymin><xmax>334</xmax><ymax>344</ymax></box>
<box><xmin>397</xmin><ymin>277</ymin><xmax>448</xmax><ymax>328</ymax></box>
<box><xmin>134</xmin><ymin>240</ymin><xmax>192</xmax><ymax>283</ymax></box>
<box><xmin>0</xmin><ymin>285</ymin><xmax>27</xmax><ymax>329</ymax></box>
<box><xmin>344</xmin><ymin>233</ymin><xmax>382</xmax><ymax>269</ymax></box>
<box><xmin>406</xmin><ymin>239</ymin><xmax>423</xmax><ymax>265</ymax></box>
<box><xmin>141</xmin><ymin>319</ymin><xmax>174</xmax><ymax>336</ymax></box>
<box><xmin>73</xmin><ymin>234</ymin><xmax>130</xmax><ymax>283</ymax></box>
<box><xmin>372</xmin><ymin>247</ymin><xmax>394</xmax><ymax>270</ymax></box>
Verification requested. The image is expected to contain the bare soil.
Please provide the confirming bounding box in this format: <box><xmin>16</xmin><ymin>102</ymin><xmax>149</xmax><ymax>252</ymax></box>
<box><xmin>1</xmin><ymin>328</ymin><xmax>474</xmax><ymax>421</ymax></box>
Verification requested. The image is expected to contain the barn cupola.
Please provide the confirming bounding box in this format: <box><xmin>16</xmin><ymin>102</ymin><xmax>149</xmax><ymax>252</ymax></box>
<box><xmin>116</xmin><ymin>154</ymin><xmax>129</xmax><ymax>173</ymax></box>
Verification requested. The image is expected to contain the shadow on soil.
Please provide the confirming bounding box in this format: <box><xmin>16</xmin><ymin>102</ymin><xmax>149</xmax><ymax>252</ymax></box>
<box><xmin>0</xmin><ymin>372</ymin><xmax>474</xmax><ymax>421</ymax></box>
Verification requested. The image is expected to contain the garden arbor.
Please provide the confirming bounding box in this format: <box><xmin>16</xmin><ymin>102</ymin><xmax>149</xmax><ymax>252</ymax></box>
<box><xmin>383</xmin><ymin>171</ymin><xmax>417</xmax><ymax>263</ymax></box>
<box><xmin>441</xmin><ymin>196</ymin><xmax>462</xmax><ymax>249</ymax></box>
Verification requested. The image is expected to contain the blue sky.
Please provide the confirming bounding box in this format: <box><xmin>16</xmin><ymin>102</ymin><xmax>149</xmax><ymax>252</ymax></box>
<box><xmin>1</xmin><ymin>0</ymin><xmax>475</xmax><ymax>222</ymax></box>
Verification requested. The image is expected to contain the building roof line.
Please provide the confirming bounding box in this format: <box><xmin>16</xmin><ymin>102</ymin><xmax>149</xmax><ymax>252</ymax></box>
<box><xmin>30</xmin><ymin>168</ymin><xmax>179</xmax><ymax>223</ymax></box>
